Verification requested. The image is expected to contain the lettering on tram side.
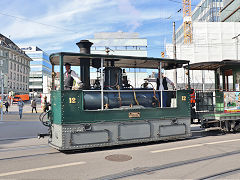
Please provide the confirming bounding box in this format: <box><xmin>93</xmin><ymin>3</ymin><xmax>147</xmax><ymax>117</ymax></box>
<box><xmin>129</xmin><ymin>112</ymin><xmax>141</xmax><ymax>118</ymax></box>
<box><xmin>69</xmin><ymin>97</ymin><xmax>76</xmax><ymax>104</ymax></box>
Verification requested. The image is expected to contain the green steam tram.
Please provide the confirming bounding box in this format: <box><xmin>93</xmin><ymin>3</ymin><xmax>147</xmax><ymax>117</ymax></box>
<box><xmin>41</xmin><ymin>40</ymin><xmax>192</xmax><ymax>151</ymax></box>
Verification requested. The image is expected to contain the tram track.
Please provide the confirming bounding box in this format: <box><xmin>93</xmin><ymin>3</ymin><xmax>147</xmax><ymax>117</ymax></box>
<box><xmin>0</xmin><ymin>137</ymin><xmax>57</xmax><ymax>161</ymax></box>
<box><xmin>94</xmin><ymin>150</ymin><xmax>240</xmax><ymax>180</ymax></box>
<box><xmin>0</xmin><ymin>136</ymin><xmax>37</xmax><ymax>142</ymax></box>
<box><xmin>198</xmin><ymin>168</ymin><xmax>240</xmax><ymax>180</ymax></box>
<box><xmin>0</xmin><ymin>151</ymin><xmax>60</xmax><ymax>161</ymax></box>
<box><xmin>0</xmin><ymin>144</ymin><xmax>49</xmax><ymax>152</ymax></box>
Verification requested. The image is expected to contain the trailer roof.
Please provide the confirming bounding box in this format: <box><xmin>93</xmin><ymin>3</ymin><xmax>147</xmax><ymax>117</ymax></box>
<box><xmin>188</xmin><ymin>60</ymin><xmax>240</xmax><ymax>70</ymax></box>
<box><xmin>50</xmin><ymin>52</ymin><xmax>189</xmax><ymax>69</ymax></box>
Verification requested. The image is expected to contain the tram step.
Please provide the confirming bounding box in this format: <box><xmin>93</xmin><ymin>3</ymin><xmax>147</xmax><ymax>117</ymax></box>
<box><xmin>203</xmin><ymin>120</ymin><xmax>219</xmax><ymax>124</ymax></box>
<box><xmin>204</xmin><ymin>127</ymin><xmax>222</xmax><ymax>131</ymax></box>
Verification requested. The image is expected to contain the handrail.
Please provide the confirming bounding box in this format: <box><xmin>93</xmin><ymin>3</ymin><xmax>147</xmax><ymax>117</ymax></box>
<box><xmin>39</xmin><ymin>110</ymin><xmax>51</xmax><ymax>127</ymax></box>
<box><xmin>82</xmin><ymin>89</ymin><xmax>178</xmax><ymax>92</ymax></box>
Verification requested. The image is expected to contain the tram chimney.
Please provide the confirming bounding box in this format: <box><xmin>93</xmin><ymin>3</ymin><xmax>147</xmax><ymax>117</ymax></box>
<box><xmin>76</xmin><ymin>40</ymin><xmax>93</xmax><ymax>89</ymax></box>
<box><xmin>76</xmin><ymin>40</ymin><xmax>93</xmax><ymax>54</ymax></box>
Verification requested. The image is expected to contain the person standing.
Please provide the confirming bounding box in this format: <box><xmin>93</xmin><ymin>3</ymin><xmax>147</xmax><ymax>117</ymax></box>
<box><xmin>156</xmin><ymin>71</ymin><xmax>175</xmax><ymax>107</ymax></box>
<box><xmin>17</xmin><ymin>98</ymin><xmax>24</xmax><ymax>119</ymax></box>
<box><xmin>4</xmin><ymin>101</ymin><xmax>10</xmax><ymax>114</ymax></box>
<box><xmin>10</xmin><ymin>96</ymin><xmax>13</xmax><ymax>105</ymax></box>
<box><xmin>31</xmin><ymin>99</ymin><xmax>37</xmax><ymax>113</ymax></box>
<box><xmin>64</xmin><ymin>63</ymin><xmax>81</xmax><ymax>90</ymax></box>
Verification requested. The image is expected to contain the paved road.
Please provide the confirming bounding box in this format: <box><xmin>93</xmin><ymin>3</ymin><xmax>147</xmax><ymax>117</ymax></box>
<box><xmin>0</xmin><ymin>132</ymin><xmax>240</xmax><ymax>179</ymax></box>
<box><xmin>0</xmin><ymin>104</ymin><xmax>48</xmax><ymax>140</ymax></box>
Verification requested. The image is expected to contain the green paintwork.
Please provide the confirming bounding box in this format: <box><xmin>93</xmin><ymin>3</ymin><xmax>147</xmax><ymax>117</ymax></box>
<box><xmin>204</xmin><ymin>112</ymin><xmax>240</xmax><ymax>118</ymax></box>
<box><xmin>50</xmin><ymin>90</ymin><xmax>191</xmax><ymax>125</ymax></box>
<box><xmin>215</xmin><ymin>91</ymin><xmax>224</xmax><ymax>112</ymax></box>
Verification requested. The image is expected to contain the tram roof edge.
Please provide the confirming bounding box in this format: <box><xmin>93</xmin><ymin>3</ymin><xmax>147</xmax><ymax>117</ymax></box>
<box><xmin>49</xmin><ymin>52</ymin><xmax>189</xmax><ymax>70</ymax></box>
<box><xmin>187</xmin><ymin>60</ymin><xmax>240</xmax><ymax>70</ymax></box>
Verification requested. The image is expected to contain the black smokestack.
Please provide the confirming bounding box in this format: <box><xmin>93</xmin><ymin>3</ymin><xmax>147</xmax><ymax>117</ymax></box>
<box><xmin>76</xmin><ymin>40</ymin><xmax>93</xmax><ymax>54</ymax></box>
<box><xmin>76</xmin><ymin>40</ymin><xmax>93</xmax><ymax>89</ymax></box>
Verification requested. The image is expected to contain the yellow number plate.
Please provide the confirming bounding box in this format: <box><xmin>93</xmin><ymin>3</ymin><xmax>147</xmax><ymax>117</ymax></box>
<box><xmin>182</xmin><ymin>96</ymin><xmax>186</xmax><ymax>101</ymax></box>
<box><xmin>69</xmin><ymin>97</ymin><xmax>76</xmax><ymax>104</ymax></box>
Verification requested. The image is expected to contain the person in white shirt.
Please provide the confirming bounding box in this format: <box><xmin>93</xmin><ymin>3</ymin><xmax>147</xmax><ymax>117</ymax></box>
<box><xmin>64</xmin><ymin>63</ymin><xmax>81</xmax><ymax>90</ymax></box>
<box><xmin>156</xmin><ymin>71</ymin><xmax>175</xmax><ymax>107</ymax></box>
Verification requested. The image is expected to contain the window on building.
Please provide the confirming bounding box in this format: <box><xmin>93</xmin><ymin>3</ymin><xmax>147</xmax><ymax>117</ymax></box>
<box><xmin>13</xmin><ymin>73</ymin><xmax>16</xmax><ymax>80</ymax></box>
<box><xmin>23</xmin><ymin>76</ymin><xmax>25</xmax><ymax>83</ymax></box>
<box><xmin>16</xmin><ymin>83</ymin><xmax>19</xmax><ymax>89</ymax></box>
<box><xmin>17</xmin><ymin>74</ymin><xmax>19</xmax><ymax>81</ymax></box>
<box><xmin>14</xmin><ymin>63</ymin><xmax>16</xmax><ymax>71</ymax></box>
<box><xmin>4</xmin><ymin>51</ymin><xmax>8</xmax><ymax>57</ymax></box>
<box><xmin>10</xmin><ymin>72</ymin><xmax>12</xmax><ymax>80</ymax></box>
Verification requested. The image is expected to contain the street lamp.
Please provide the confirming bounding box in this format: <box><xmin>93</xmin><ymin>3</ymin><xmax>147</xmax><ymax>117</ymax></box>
<box><xmin>232</xmin><ymin>34</ymin><xmax>240</xmax><ymax>60</ymax></box>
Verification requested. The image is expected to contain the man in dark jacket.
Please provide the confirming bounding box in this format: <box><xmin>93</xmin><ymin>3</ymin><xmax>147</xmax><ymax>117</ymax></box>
<box><xmin>4</xmin><ymin>101</ymin><xmax>10</xmax><ymax>114</ymax></box>
<box><xmin>64</xmin><ymin>63</ymin><xmax>81</xmax><ymax>90</ymax></box>
<box><xmin>157</xmin><ymin>71</ymin><xmax>175</xmax><ymax>107</ymax></box>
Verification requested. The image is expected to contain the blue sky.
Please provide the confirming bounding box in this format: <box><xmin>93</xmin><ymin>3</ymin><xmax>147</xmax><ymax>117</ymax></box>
<box><xmin>0</xmin><ymin>0</ymin><xmax>200</xmax><ymax>58</ymax></box>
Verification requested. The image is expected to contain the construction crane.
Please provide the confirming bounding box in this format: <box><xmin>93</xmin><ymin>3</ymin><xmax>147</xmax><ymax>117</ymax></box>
<box><xmin>182</xmin><ymin>0</ymin><xmax>192</xmax><ymax>44</ymax></box>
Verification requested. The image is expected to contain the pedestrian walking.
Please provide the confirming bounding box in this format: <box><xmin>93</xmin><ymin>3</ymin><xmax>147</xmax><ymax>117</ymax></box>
<box><xmin>10</xmin><ymin>96</ymin><xmax>13</xmax><ymax>105</ymax></box>
<box><xmin>17</xmin><ymin>98</ymin><xmax>24</xmax><ymax>119</ymax></box>
<box><xmin>4</xmin><ymin>101</ymin><xmax>10</xmax><ymax>114</ymax></box>
<box><xmin>31</xmin><ymin>99</ymin><xmax>37</xmax><ymax>113</ymax></box>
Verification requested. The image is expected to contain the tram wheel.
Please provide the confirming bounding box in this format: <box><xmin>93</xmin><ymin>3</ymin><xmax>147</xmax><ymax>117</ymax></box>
<box><xmin>234</xmin><ymin>124</ymin><xmax>240</xmax><ymax>132</ymax></box>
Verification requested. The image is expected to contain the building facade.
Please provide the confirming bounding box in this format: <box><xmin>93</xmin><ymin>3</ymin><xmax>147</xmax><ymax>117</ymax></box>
<box><xmin>166</xmin><ymin>22</ymin><xmax>240</xmax><ymax>89</ymax></box>
<box><xmin>0</xmin><ymin>34</ymin><xmax>31</xmax><ymax>94</ymax></box>
<box><xmin>21</xmin><ymin>46</ymin><xmax>51</xmax><ymax>93</ymax></box>
<box><xmin>89</xmin><ymin>32</ymin><xmax>148</xmax><ymax>88</ymax></box>
<box><xmin>176</xmin><ymin>0</ymin><xmax>223</xmax><ymax>44</ymax></box>
<box><xmin>221</xmin><ymin>0</ymin><xmax>240</xmax><ymax>22</ymax></box>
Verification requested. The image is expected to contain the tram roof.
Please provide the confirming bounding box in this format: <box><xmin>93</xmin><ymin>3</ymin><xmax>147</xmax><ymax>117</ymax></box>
<box><xmin>50</xmin><ymin>52</ymin><xmax>189</xmax><ymax>69</ymax></box>
<box><xmin>188</xmin><ymin>60</ymin><xmax>240</xmax><ymax>70</ymax></box>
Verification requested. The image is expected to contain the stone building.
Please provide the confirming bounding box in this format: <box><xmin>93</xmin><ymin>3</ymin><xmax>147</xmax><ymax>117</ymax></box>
<box><xmin>0</xmin><ymin>34</ymin><xmax>31</xmax><ymax>94</ymax></box>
